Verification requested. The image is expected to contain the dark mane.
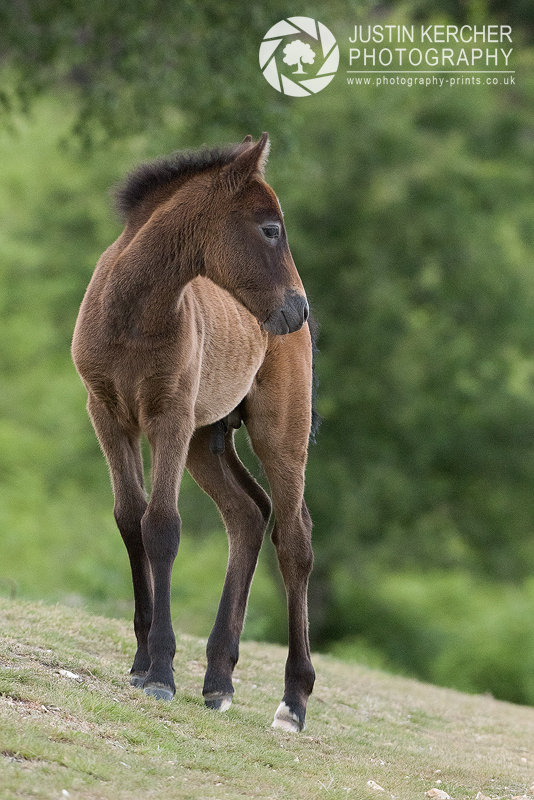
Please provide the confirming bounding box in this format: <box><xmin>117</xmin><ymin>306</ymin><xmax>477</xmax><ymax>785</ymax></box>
<box><xmin>114</xmin><ymin>142</ymin><xmax>244</xmax><ymax>220</ymax></box>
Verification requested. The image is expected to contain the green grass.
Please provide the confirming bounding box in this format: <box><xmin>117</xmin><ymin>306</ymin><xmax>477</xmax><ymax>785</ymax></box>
<box><xmin>2</xmin><ymin>600</ymin><xmax>534</xmax><ymax>799</ymax></box>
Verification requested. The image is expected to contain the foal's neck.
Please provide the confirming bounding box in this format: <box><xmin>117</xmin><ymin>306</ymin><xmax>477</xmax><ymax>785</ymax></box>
<box><xmin>107</xmin><ymin>208</ymin><xmax>204</xmax><ymax>340</ymax></box>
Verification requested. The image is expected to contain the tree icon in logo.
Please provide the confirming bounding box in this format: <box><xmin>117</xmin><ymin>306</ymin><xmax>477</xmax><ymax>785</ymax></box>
<box><xmin>259</xmin><ymin>17</ymin><xmax>339</xmax><ymax>97</ymax></box>
<box><xmin>283</xmin><ymin>40</ymin><xmax>315</xmax><ymax>74</ymax></box>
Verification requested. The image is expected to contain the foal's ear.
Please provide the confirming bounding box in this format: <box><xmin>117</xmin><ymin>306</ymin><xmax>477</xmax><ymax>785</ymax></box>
<box><xmin>221</xmin><ymin>132</ymin><xmax>270</xmax><ymax>192</ymax></box>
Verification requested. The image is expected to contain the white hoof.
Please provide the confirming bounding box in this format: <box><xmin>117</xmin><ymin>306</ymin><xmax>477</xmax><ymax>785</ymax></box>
<box><xmin>204</xmin><ymin>692</ymin><xmax>233</xmax><ymax>712</ymax></box>
<box><xmin>272</xmin><ymin>702</ymin><xmax>303</xmax><ymax>733</ymax></box>
<box><xmin>218</xmin><ymin>696</ymin><xmax>233</xmax><ymax>712</ymax></box>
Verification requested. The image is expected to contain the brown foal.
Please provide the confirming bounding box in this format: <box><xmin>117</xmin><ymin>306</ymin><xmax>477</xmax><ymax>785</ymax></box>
<box><xmin>72</xmin><ymin>133</ymin><xmax>315</xmax><ymax>731</ymax></box>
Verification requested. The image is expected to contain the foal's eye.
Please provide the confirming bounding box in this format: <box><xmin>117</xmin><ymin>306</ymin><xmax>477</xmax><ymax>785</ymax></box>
<box><xmin>261</xmin><ymin>224</ymin><xmax>281</xmax><ymax>240</ymax></box>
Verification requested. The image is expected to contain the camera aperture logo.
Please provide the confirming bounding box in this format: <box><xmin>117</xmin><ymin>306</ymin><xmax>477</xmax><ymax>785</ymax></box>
<box><xmin>260</xmin><ymin>17</ymin><xmax>339</xmax><ymax>96</ymax></box>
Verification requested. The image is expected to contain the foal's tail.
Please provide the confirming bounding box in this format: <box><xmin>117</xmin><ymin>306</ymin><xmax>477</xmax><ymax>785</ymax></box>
<box><xmin>209</xmin><ymin>407</ymin><xmax>243</xmax><ymax>455</ymax></box>
<box><xmin>308</xmin><ymin>311</ymin><xmax>321</xmax><ymax>445</ymax></box>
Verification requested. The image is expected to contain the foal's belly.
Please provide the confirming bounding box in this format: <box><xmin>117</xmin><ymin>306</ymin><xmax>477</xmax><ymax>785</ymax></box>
<box><xmin>188</xmin><ymin>278</ymin><xmax>268</xmax><ymax>428</ymax></box>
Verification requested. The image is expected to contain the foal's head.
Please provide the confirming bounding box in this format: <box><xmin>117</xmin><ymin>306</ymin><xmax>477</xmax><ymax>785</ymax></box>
<box><xmin>116</xmin><ymin>134</ymin><xmax>308</xmax><ymax>335</ymax></box>
<box><xmin>200</xmin><ymin>133</ymin><xmax>309</xmax><ymax>335</ymax></box>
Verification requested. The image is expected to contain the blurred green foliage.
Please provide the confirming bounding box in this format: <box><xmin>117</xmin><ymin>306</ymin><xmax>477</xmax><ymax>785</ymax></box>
<box><xmin>1</xmin><ymin>1</ymin><xmax>534</xmax><ymax>704</ymax></box>
<box><xmin>0</xmin><ymin>0</ymin><xmax>368</xmax><ymax>146</ymax></box>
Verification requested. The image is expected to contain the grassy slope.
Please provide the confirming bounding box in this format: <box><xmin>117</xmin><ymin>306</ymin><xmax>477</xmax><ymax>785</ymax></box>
<box><xmin>1</xmin><ymin>599</ymin><xmax>534</xmax><ymax>800</ymax></box>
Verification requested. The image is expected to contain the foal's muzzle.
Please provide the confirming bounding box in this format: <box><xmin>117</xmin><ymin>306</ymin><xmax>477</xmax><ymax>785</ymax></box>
<box><xmin>263</xmin><ymin>290</ymin><xmax>310</xmax><ymax>336</ymax></box>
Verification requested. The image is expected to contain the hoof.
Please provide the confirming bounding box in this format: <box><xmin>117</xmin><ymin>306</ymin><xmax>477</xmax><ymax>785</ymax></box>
<box><xmin>272</xmin><ymin>702</ymin><xmax>303</xmax><ymax>733</ymax></box>
<box><xmin>129</xmin><ymin>671</ymin><xmax>147</xmax><ymax>689</ymax></box>
<box><xmin>144</xmin><ymin>683</ymin><xmax>174</xmax><ymax>702</ymax></box>
<box><xmin>204</xmin><ymin>692</ymin><xmax>233</xmax><ymax>712</ymax></box>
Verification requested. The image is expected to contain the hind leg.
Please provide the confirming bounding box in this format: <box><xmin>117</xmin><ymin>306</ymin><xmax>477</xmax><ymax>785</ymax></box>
<box><xmin>87</xmin><ymin>396</ymin><xmax>152</xmax><ymax>685</ymax></box>
<box><xmin>244</xmin><ymin>328</ymin><xmax>315</xmax><ymax>731</ymax></box>
<box><xmin>186</xmin><ymin>426</ymin><xmax>271</xmax><ymax>711</ymax></box>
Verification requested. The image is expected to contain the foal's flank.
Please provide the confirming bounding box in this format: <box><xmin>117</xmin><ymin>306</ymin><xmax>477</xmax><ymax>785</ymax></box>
<box><xmin>72</xmin><ymin>133</ymin><xmax>315</xmax><ymax>731</ymax></box>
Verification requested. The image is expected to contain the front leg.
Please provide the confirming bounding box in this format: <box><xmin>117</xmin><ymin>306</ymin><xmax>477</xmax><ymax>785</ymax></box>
<box><xmin>245</xmin><ymin>433</ymin><xmax>315</xmax><ymax>731</ymax></box>
<box><xmin>87</xmin><ymin>396</ymin><xmax>152</xmax><ymax>687</ymax></box>
<box><xmin>270</xmin><ymin>503</ymin><xmax>315</xmax><ymax>732</ymax></box>
<box><xmin>140</xmin><ymin>412</ymin><xmax>193</xmax><ymax>701</ymax></box>
<box><xmin>244</xmin><ymin>326</ymin><xmax>315</xmax><ymax>731</ymax></box>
